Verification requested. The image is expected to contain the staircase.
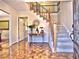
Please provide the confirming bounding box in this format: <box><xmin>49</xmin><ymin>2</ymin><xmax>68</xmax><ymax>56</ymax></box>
<box><xmin>27</xmin><ymin>2</ymin><xmax>74</xmax><ymax>53</ymax></box>
<box><xmin>27</xmin><ymin>2</ymin><xmax>71</xmax><ymax>53</ymax></box>
<box><xmin>25</xmin><ymin>3</ymin><xmax>45</xmax><ymax>23</ymax></box>
<box><xmin>56</xmin><ymin>26</ymin><xmax>73</xmax><ymax>52</ymax></box>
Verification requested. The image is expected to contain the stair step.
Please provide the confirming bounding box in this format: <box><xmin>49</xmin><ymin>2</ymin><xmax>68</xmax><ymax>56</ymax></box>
<box><xmin>57</xmin><ymin>31</ymin><xmax>67</xmax><ymax>33</ymax></box>
<box><xmin>57</xmin><ymin>32</ymin><xmax>69</xmax><ymax>35</ymax></box>
<box><xmin>57</xmin><ymin>37</ymin><xmax>70</xmax><ymax>39</ymax></box>
<box><xmin>57</xmin><ymin>26</ymin><xmax>65</xmax><ymax>28</ymax></box>
<box><xmin>57</xmin><ymin>29</ymin><xmax>67</xmax><ymax>31</ymax></box>
<box><xmin>57</xmin><ymin>45</ymin><xmax>73</xmax><ymax>49</ymax></box>
<box><xmin>57</xmin><ymin>28</ymin><xmax>66</xmax><ymax>31</ymax></box>
<box><xmin>57</xmin><ymin>34</ymin><xmax>69</xmax><ymax>37</ymax></box>
<box><xmin>57</xmin><ymin>28</ymin><xmax>66</xmax><ymax>29</ymax></box>
<box><xmin>57</xmin><ymin>48</ymin><xmax>73</xmax><ymax>52</ymax></box>
<box><xmin>57</xmin><ymin>42</ymin><xmax>73</xmax><ymax>46</ymax></box>
<box><xmin>57</xmin><ymin>46</ymin><xmax>73</xmax><ymax>49</ymax></box>
<box><xmin>57</xmin><ymin>35</ymin><xmax>70</xmax><ymax>38</ymax></box>
<box><xmin>57</xmin><ymin>47</ymin><xmax>73</xmax><ymax>51</ymax></box>
<box><xmin>57</xmin><ymin>31</ymin><xmax>68</xmax><ymax>34</ymax></box>
<box><xmin>57</xmin><ymin>33</ymin><xmax>69</xmax><ymax>35</ymax></box>
<box><xmin>57</xmin><ymin>39</ymin><xmax>72</xmax><ymax>42</ymax></box>
<box><xmin>57</xmin><ymin>39</ymin><xmax>72</xmax><ymax>43</ymax></box>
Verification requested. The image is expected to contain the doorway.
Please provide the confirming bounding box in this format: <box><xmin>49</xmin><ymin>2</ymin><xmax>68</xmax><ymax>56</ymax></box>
<box><xmin>0</xmin><ymin>10</ymin><xmax>10</xmax><ymax>59</ymax></box>
<box><xmin>18</xmin><ymin>17</ymin><xmax>28</xmax><ymax>42</ymax></box>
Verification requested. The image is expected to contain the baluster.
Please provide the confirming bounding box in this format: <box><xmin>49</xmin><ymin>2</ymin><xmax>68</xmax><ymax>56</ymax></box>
<box><xmin>36</xmin><ymin>2</ymin><xmax>40</xmax><ymax>14</ymax></box>
<box><xmin>46</xmin><ymin>13</ymin><xmax>48</xmax><ymax>20</ymax></box>
<box><xmin>35</xmin><ymin>2</ymin><xmax>37</xmax><ymax>12</ymax></box>
<box><xmin>39</xmin><ymin>5</ymin><xmax>41</xmax><ymax>14</ymax></box>
<box><xmin>33</xmin><ymin>2</ymin><xmax>36</xmax><ymax>12</ymax></box>
<box><xmin>30</xmin><ymin>2</ymin><xmax>32</xmax><ymax>10</ymax></box>
<box><xmin>44</xmin><ymin>13</ymin><xmax>46</xmax><ymax>19</ymax></box>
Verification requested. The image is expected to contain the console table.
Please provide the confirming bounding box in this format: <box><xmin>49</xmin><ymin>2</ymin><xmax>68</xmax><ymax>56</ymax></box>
<box><xmin>29</xmin><ymin>33</ymin><xmax>44</xmax><ymax>46</ymax></box>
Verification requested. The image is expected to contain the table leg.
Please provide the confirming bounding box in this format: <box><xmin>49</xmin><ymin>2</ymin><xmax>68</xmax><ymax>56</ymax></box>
<box><xmin>42</xmin><ymin>36</ymin><xmax>43</xmax><ymax>43</ymax></box>
<box><xmin>30</xmin><ymin>35</ymin><xmax>32</xmax><ymax>46</ymax></box>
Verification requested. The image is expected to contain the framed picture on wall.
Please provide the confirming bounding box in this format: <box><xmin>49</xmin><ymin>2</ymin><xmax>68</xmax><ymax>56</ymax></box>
<box><xmin>0</xmin><ymin>20</ymin><xmax>9</xmax><ymax>30</ymax></box>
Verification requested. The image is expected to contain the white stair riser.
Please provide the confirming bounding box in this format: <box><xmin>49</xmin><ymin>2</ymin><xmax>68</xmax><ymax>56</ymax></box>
<box><xmin>57</xmin><ymin>48</ymin><xmax>73</xmax><ymax>52</ymax></box>
<box><xmin>57</xmin><ymin>42</ymin><xmax>73</xmax><ymax>45</ymax></box>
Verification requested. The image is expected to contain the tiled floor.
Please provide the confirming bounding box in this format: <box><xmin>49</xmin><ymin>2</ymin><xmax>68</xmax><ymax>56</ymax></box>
<box><xmin>0</xmin><ymin>40</ymin><xmax>73</xmax><ymax>59</ymax></box>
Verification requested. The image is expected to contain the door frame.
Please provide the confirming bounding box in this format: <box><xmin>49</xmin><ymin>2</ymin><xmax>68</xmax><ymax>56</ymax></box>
<box><xmin>0</xmin><ymin>9</ymin><xmax>10</xmax><ymax>46</ymax></box>
<box><xmin>18</xmin><ymin>17</ymin><xmax>28</xmax><ymax>42</ymax></box>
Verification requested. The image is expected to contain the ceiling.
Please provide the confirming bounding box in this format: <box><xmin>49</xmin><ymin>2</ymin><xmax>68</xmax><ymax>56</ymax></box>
<box><xmin>2</xmin><ymin>0</ymin><xmax>70</xmax><ymax>13</ymax></box>
<box><xmin>2</xmin><ymin>0</ymin><xmax>27</xmax><ymax>12</ymax></box>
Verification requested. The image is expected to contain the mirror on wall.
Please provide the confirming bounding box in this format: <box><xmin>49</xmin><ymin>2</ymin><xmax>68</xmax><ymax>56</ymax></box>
<box><xmin>0</xmin><ymin>20</ymin><xmax>9</xmax><ymax>30</ymax></box>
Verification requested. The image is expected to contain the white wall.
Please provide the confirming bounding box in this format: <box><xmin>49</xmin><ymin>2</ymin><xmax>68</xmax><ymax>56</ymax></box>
<box><xmin>0</xmin><ymin>1</ymin><xmax>18</xmax><ymax>46</ymax></box>
<box><xmin>51</xmin><ymin>13</ymin><xmax>58</xmax><ymax>24</ymax></box>
<box><xmin>59</xmin><ymin>2</ymin><xmax>73</xmax><ymax>33</ymax></box>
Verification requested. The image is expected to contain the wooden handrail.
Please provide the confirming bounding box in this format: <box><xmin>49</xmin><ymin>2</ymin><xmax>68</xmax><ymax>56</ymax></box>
<box><xmin>30</xmin><ymin>2</ymin><xmax>60</xmax><ymax>13</ymax></box>
<box><xmin>30</xmin><ymin>2</ymin><xmax>49</xmax><ymax>12</ymax></box>
<box><xmin>34</xmin><ymin>2</ymin><xmax>49</xmax><ymax>12</ymax></box>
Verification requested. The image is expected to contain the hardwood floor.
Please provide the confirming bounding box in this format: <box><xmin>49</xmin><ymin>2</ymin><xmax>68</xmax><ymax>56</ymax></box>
<box><xmin>0</xmin><ymin>40</ymin><xmax>73</xmax><ymax>59</ymax></box>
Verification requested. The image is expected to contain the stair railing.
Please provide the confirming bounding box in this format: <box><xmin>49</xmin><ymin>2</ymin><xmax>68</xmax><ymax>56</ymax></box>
<box><xmin>30</xmin><ymin>2</ymin><xmax>51</xmax><ymax>20</ymax></box>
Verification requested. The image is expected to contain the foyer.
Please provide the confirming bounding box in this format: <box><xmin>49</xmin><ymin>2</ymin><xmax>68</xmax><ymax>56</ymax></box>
<box><xmin>0</xmin><ymin>0</ymin><xmax>78</xmax><ymax>59</ymax></box>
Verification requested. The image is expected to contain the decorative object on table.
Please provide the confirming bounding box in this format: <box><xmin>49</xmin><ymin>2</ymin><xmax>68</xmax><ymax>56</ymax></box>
<box><xmin>33</xmin><ymin>20</ymin><xmax>40</xmax><ymax>26</ymax></box>
<box><xmin>36</xmin><ymin>27</ymin><xmax>39</xmax><ymax>33</ymax></box>
<box><xmin>33</xmin><ymin>20</ymin><xmax>40</xmax><ymax>33</ymax></box>
<box><xmin>40</xmin><ymin>27</ymin><xmax>44</xmax><ymax>34</ymax></box>
<box><xmin>27</xmin><ymin>24</ymin><xmax>35</xmax><ymax>33</ymax></box>
<box><xmin>28</xmin><ymin>20</ymin><xmax>40</xmax><ymax>33</ymax></box>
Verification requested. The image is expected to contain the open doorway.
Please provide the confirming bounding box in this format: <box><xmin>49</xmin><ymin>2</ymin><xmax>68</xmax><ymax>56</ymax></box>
<box><xmin>18</xmin><ymin>17</ymin><xmax>28</xmax><ymax>53</ymax></box>
<box><xmin>0</xmin><ymin>10</ymin><xmax>9</xmax><ymax>52</ymax></box>
<box><xmin>18</xmin><ymin>17</ymin><xmax>28</xmax><ymax>42</ymax></box>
